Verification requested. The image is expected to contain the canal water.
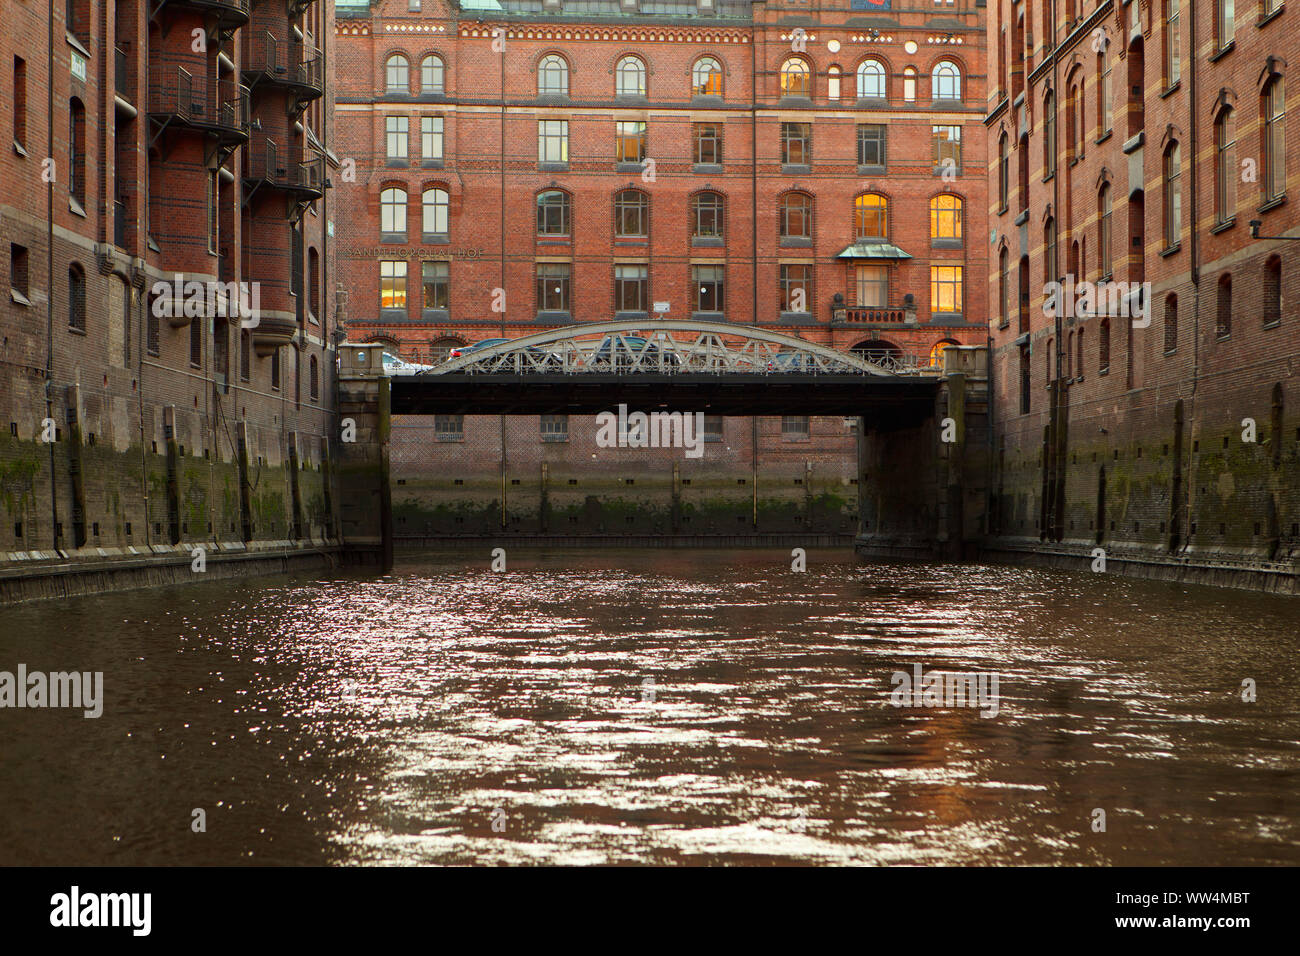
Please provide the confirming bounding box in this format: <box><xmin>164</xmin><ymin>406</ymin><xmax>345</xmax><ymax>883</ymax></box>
<box><xmin>1</xmin><ymin>549</ymin><xmax>1297</xmax><ymax>865</ymax></box>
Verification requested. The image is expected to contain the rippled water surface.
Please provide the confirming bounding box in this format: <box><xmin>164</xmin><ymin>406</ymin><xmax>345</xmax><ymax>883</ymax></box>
<box><xmin>2</xmin><ymin>549</ymin><xmax>1298</xmax><ymax>865</ymax></box>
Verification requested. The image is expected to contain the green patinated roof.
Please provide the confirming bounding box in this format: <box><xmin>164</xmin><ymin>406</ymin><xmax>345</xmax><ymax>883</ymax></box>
<box><xmin>835</xmin><ymin>240</ymin><xmax>912</xmax><ymax>260</ymax></box>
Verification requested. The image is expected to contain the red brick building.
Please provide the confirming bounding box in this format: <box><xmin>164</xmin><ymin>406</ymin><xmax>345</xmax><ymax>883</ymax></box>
<box><xmin>984</xmin><ymin>0</ymin><xmax>1300</xmax><ymax>574</ymax></box>
<box><xmin>0</xmin><ymin>0</ymin><xmax>341</xmax><ymax>561</ymax></box>
<box><xmin>334</xmin><ymin>0</ymin><xmax>989</xmax><ymax>362</ymax></box>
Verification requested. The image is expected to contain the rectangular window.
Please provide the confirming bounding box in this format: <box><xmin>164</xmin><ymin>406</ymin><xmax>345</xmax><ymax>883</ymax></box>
<box><xmin>434</xmin><ymin>414</ymin><xmax>463</xmax><ymax>442</ymax></box>
<box><xmin>857</xmin><ymin>124</ymin><xmax>886</xmax><ymax>167</ymax></box>
<box><xmin>779</xmin><ymin>264</ymin><xmax>812</xmax><ymax>314</ymax></box>
<box><xmin>380</xmin><ymin>260</ymin><xmax>407</xmax><ymax>310</ymax></box>
<box><xmin>271</xmin><ymin>348</ymin><xmax>280</xmax><ymax>390</ymax></box>
<box><xmin>538</xmin><ymin>120</ymin><xmax>568</xmax><ymax>164</ymax></box>
<box><xmin>240</xmin><ymin>330</ymin><xmax>250</xmax><ymax>381</ymax></box>
<box><xmin>781</xmin><ymin>122</ymin><xmax>811</xmax><ymax>165</ymax></box>
<box><xmin>614</xmin><ymin>264</ymin><xmax>648</xmax><ymax>312</ymax></box>
<box><xmin>189</xmin><ymin>317</ymin><xmax>202</xmax><ymax>367</ymax></box>
<box><xmin>932</xmin><ymin>125</ymin><xmax>962</xmax><ymax>172</ymax></box>
<box><xmin>1166</xmin><ymin>0</ymin><xmax>1181</xmax><ymax>87</ymax></box>
<box><xmin>13</xmin><ymin>57</ymin><xmax>26</xmax><ymax>149</ymax></box>
<box><xmin>616</xmin><ymin>121</ymin><xmax>646</xmax><ymax>163</ymax></box>
<box><xmin>703</xmin><ymin>415</ymin><xmax>723</xmax><ymax>442</ymax></box>
<box><xmin>781</xmin><ymin>416</ymin><xmax>810</xmax><ymax>441</ymax></box>
<box><xmin>540</xmin><ymin>414</ymin><xmax>568</xmax><ymax>442</ymax></box>
<box><xmin>536</xmin><ymin>262</ymin><xmax>571</xmax><ymax>312</ymax></box>
<box><xmin>10</xmin><ymin>244</ymin><xmax>29</xmax><ymax>298</ymax></box>
<box><xmin>422</xmin><ymin>261</ymin><xmax>448</xmax><ymax>310</ymax></box>
<box><xmin>1216</xmin><ymin>0</ymin><xmax>1234</xmax><ymax>50</ymax></box>
<box><xmin>694</xmin><ymin>123</ymin><xmax>722</xmax><ymax>164</ymax></box>
<box><xmin>207</xmin><ymin>171</ymin><xmax>218</xmax><ymax>254</ymax></box>
<box><xmin>421</xmin><ymin>116</ymin><xmax>443</xmax><ymax>162</ymax></box>
<box><xmin>855</xmin><ymin>265</ymin><xmax>888</xmax><ymax>308</ymax></box>
<box><xmin>930</xmin><ymin>265</ymin><xmax>964</xmax><ymax>314</ymax></box>
<box><xmin>693</xmin><ymin>265</ymin><xmax>724</xmax><ymax>312</ymax></box>
<box><xmin>385</xmin><ymin>116</ymin><xmax>408</xmax><ymax>162</ymax></box>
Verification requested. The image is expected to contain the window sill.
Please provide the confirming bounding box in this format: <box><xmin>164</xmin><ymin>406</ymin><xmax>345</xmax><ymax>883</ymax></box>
<box><xmin>693</xmin><ymin>163</ymin><xmax>723</xmax><ymax>174</ymax></box>
<box><xmin>538</xmin><ymin>162</ymin><xmax>569</xmax><ymax>173</ymax></box>
<box><xmin>380</xmin><ymin>234</ymin><xmax>407</xmax><ymax>244</ymax></box>
<box><xmin>934</xmin><ymin>166</ymin><xmax>963</xmax><ymax>176</ymax></box>
<box><xmin>1258</xmin><ymin>6</ymin><xmax>1285</xmax><ymax>28</ymax></box>
<box><xmin>996</xmin><ymin>204</ymin><xmax>1009</xmax><ymax>216</ymax></box>
<box><xmin>1258</xmin><ymin>195</ymin><xmax>1288</xmax><ymax>214</ymax></box>
<box><xmin>1264</xmin><ymin>320</ymin><xmax>1282</xmax><ymax>330</ymax></box>
<box><xmin>1122</xmin><ymin>131</ymin><xmax>1144</xmax><ymax>154</ymax></box>
<box><xmin>1164</xmin><ymin>349</ymin><xmax>1177</xmax><ymax>357</ymax></box>
<box><xmin>1042</xmin><ymin>171</ymin><xmax>1055</xmax><ymax>184</ymax></box>
<box><xmin>1208</xmin><ymin>41</ymin><xmax>1236</xmax><ymax>63</ymax></box>
<box><xmin>691</xmin><ymin>311</ymin><xmax>725</xmax><ymax>322</ymax></box>
<box><xmin>537</xmin><ymin>237</ymin><xmax>570</xmax><ymax>245</ymax></box>
<box><xmin>1095</xmin><ymin>129</ymin><xmax>1113</xmax><ymax>146</ymax></box>
<box><xmin>1014</xmin><ymin>209</ymin><xmax>1029</xmax><ymax>226</ymax></box>
<box><xmin>11</xmin><ymin>289</ymin><xmax>31</xmax><ymax>307</ymax></box>
<box><xmin>422</xmin><ymin>234</ymin><xmax>450</xmax><ymax>244</ymax></box>
<box><xmin>535</xmin><ymin>311</ymin><xmax>571</xmax><ymax>323</ymax></box>
<box><xmin>691</xmin><ymin>95</ymin><xmax>724</xmax><ymax>107</ymax></box>
<box><xmin>1216</xmin><ymin>333</ymin><xmax>1232</xmax><ymax>342</ymax></box>
<box><xmin>615</xmin><ymin>162</ymin><xmax>646</xmax><ymax>174</ymax></box>
<box><xmin>857</xmin><ymin>165</ymin><xmax>886</xmax><ymax>176</ymax></box>
<box><xmin>384</xmin><ymin>160</ymin><xmax>409</xmax><ymax>168</ymax></box>
<box><xmin>1210</xmin><ymin>217</ymin><xmax>1236</xmax><ymax>235</ymax></box>
<box><xmin>1099</xmin><ymin>367</ymin><xmax>1109</xmax><ymax>376</ymax></box>
<box><xmin>931</xmin><ymin>238</ymin><xmax>964</xmax><ymax>250</ymax></box>
<box><xmin>781</xmin><ymin>164</ymin><xmax>811</xmax><ymax>175</ymax></box>
<box><xmin>691</xmin><ymin>236</ymin><xmax>725</xmax><ymax>248</ymax></box>
<box><xmin>1160</xmin><ymin>81</ymin><xmax>1181</xmax><ymax>99</ymax></box>
<box><xmin>779</xmin><ymin>237</ymin><xmax>812</xmax><ymax>248</ymax></box>
<box><xmin>69</xmin><ymin>326</ymin><xmax>87</xmax><ymax>336</ymax></box>
<box><xmin>420</xmin><ymin>159</ymin><xmax>444</xmax><ymax>169</ymax></box>
<box><xmin>421</xmin><ymin>309</ymin><xmax>450</xmax><ymax>321</ymax></box>
<box><xmin>1160</xmin><ymin>242</ymin><xmax>1182</xmax><ymax>258</ymax></box>
<box><xmin>614</xmin><ymin>311</ymin><xmax>648</xmax><ymax>322</ymax></box>
<box><xmin>614</xmin><ymin>238</ymin><xmax>648</xmax><ymax>246</ymax></box>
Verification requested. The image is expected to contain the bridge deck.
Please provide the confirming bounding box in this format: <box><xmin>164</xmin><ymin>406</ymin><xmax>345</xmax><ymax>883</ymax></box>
<box><xmin>390</xmin><ymin>373</ymin><xmax>941</xmax><ymax>417</ymax></box>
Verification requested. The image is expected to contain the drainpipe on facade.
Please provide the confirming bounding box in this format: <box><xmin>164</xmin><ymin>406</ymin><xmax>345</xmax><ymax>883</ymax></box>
<box><xmin>750</xmin><ymin>11</ymin><xmax>759</xmax><ymax>329</ymax></box>
<box><xmin>46</xmin><ymin>0</ymin><xmax>60</xmax><ymax>554</ymax></box>
<box><xmin>1184</xmin><ymin>3</ymin><xmax>1201</xmax><ymax>555</ymax></box>
<box><xmin>499</xmin><ymin>24</ymin><xmax>507</xmax><ymax>530</ymax></box>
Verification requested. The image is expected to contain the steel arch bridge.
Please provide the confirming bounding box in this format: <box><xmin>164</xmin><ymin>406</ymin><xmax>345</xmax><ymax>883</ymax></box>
<box><xmin>424</xmin><ymin>320</ymin><xmax>938</xmax><ymax>377</ymax></box>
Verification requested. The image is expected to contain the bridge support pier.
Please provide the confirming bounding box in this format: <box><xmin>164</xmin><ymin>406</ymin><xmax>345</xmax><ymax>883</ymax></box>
<box><xmin>856</xmin><ymin>345</ymin><xmax>989</xmax><ymax>562</ymax></box>
<box><xmin>338</xmin><ymin>344</ymin><xmax>393</xmax><ymax>570</ymax></box>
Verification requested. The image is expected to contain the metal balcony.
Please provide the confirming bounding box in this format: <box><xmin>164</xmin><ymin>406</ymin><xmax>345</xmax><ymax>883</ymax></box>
<box><xmin>148</xmin><ymin>68</ymin><xmax>250</xmax><ymax>147</ymax></box>
<box><xmin>843</xmin><ymin>307</ymin><xmax>906</xmax><ymax>323</ymax></box>
<box><xmin>150</xmin><ymin>0</ymin><xmax>250</xmax><ymax>30</ymax></box>
<box><xmin>242</xmin><ymin>33</ymin><xmax>324</xmax><ymax>103</ymax></box>
<box><xmin>244</xmin><ymin>136</ymin><xmax>325</xmax><ymax>202</ymax></box>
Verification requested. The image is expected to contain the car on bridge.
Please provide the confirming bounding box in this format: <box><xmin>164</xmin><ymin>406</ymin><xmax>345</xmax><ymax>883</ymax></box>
<box><xmin>590</xmin><ymin>335</ymin><xmax>680</xmax><ymax>371</ymax></box>
<box><xmin>447</xmin><ymin>338</ymin><xmax>510</xmax><ymax>359</ymax></box>
<box><xmin>381</xmin><ymin>352</ymin><xmax>435</xmax><ymax>376</ymax></box>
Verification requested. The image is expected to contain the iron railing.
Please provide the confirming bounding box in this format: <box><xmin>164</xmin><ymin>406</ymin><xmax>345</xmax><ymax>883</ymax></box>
<box><xmin>244</xmin><ymin>32</ymin><xmax>324</xmax><ymax>97</ymax></box>
<box><xmin>150</xmin><ymin>68</ymin><xmax>249</xmax><ymax>139</ymax></box>
<box><xmin>245</xmin><ymin>135</ymin><xmax>325</xmax><ymax>193</ymax></box>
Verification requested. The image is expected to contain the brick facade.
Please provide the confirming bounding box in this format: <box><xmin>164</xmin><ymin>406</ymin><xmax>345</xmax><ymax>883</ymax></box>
<box><xmin>0</xmin><ymin>0</ymin><xmax>341</xmax><ymax>558</ymax></box>
<box><xmin>985</xmin><ymin>0</ymin><xmax>1300</xmax><ymax>570</ymax></box>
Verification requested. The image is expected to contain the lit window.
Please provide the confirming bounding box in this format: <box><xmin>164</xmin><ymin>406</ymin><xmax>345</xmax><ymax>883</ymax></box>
<box><xmin>930</xmin><ymin>265</ymin><xmax>964</xmax><ymax>314</ymax></box>
<box><xmin>780</xmin><ymin>57</ymin><xmax>810</xmax><ymax>97</ymax></box>
<box><xmin>930</xmin><ymin>194</ymin><xmax>963</xmax><ymax>240</ymax></box>
<box><xmin>855</xmin><ymin>193</ymin><xmax>888</xmax><ymax>239</ymax></box>
<box><xmin>380</xmin><ymin>261</ymin><xmax>407</xmax><ymax>309</ymax></box>
<box><xmin>692</xmin><ymin>56</ymin><xmax>722</xmax><ymax>96</ymax></box>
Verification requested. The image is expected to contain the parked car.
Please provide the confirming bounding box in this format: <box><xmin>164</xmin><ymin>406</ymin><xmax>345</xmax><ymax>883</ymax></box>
<box><xmin>381</xmin><ymin>351</ymin><xmax>434</xmax><ymax>376</ymax></box>
<box><xmin>447</xmin><ymin>338</ymin><xmax>509</xmax><ymax>359</ymax></box>
<box><xmin>592</xmin><ymin>335</ymin><xmax>679</xmax><ymax>370</ymax></box>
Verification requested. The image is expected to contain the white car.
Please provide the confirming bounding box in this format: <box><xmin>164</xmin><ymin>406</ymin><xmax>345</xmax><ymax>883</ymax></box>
<box><xmin>381</xmin><ymin>351</ymin><xmax>434</xmax><ymax>376</ymax></box>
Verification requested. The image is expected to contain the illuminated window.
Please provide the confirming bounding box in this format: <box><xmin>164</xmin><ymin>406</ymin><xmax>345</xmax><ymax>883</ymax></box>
<box><xmin>616</xmin><ymin>121</ymin><xmax>647</xmax><ymax>163</ymax></box>
<box><xmin>930</xmin><ymin>265</ymin><xmax>963</xmax><ymax>314</ymax></box>
<box><xmin>380</xmin><ymin>261</ymin><xmax>407</xmax><ymax>310</ymax></box>
<box><xmin>780</xmin><ymin>57</ymin><xmax>810</xmax><ymax>97</ymax></box>
<box><xmin>693</xmin><ymin>56</ymin><xmax>722</xmax><ymax>96</ymax></box>
<box><xmin>903</xmin><ymin>66</ymin><xmax>917</xmax><ymax>102</ymax></box>
<box><xmin>855</xmin><ymin>193</ymin><xmax>888</xmax><ymax>239</ymax></box>
<box><xmin>931</xmin><ymin>194</ymin><xmax>962</xmax><ymax>240</ymax></box>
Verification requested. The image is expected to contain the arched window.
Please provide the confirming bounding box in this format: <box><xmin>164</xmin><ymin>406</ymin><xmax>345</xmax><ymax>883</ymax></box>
<box><xmin>1044</xmin><ymin>214</ymin><xmax>1058</xmax><ymax>285</ymax></box>
<box><xmin>539</xmin><ymin>54</ymin><xmax>569</xmax><ymax>96</ymax></box>
<box><xmin>386</xmin><ymin>54</ymin><xmax>409</xmax><ymax>93</ymax></box>
<box><xmin>1215</xmin><ymin>107</ymin><xmax>1235</xmax><ymax>225</ymax></box>
<box><xmin>692</xmin><ymin>56</ymin><xmax>722</xmax><ymax>96</ymax></box>
<box><xmin>68</xmin><ymin>264</ymin><xmax>85</xmax><ymax>331</ymax></box>
<box><xmin>429</xmin><ymin>336</ymin><xmax>466</xmax><ymax>362</ymax></box>
<box><xmin>1164</xmin><ymin>294</ymin><xmax>1178</xmax><ymax>352</ymax></box>
<box><xmin>931</xmin><ymin>194</ymin><xmax>963</xmax><ymax>240</ymax></box>
<box><xmin>691</xmin><ymin>191</ymin><xmax>724</xmax><ymax>239</ymax></box>
<box><xmin>930</xmin><ymin>339</ymin><xmax>959</xmax><ymax>367</ymax></box>
<box><xmin>855</xmin><ymin>193</ymin><xmax>888</xmax><ymax>239</ymax></box>
<box><xmin>309</xmin><ymin>355</ymin><xmax>319</xmax><ymax>401</ymax></box>
<box><xmin>780</xmin><ymin>57</ymin><xmax>810</xmax><ymax>97</ymax></box>
<box><xmin>1264</xmin><ymin>255</ymin><xmax>1283</xmax><ymax>327</ymax></box>
<box><xmin>998</xmin><ymin>132</ymin><xmax>1009</xmax><ymax>209</ymax></box>
<box><xmin>1098</xmin><ymin>184</ymin><xmax>1112</xmax><ymax>278</ymax></box>
<box><xmin>780</xmin><ymin>192</ymin><xmax>813</xmax><ymax>239</ymax></box>
<box><xmin>380</xmin><ymin>187</ymin><xmax>407</xmax><ymax>238</ymax></box>
<box><xmin>615</xmin><ymin>55</ymin><xmax>646</xmax><ymax>96</ymax></box>
<box><xmin>1163</xmin><ymin>141</ymin><xmax>1182</xmax><ymax>248</ymax></box>
<box><xmin>420</xmin><ymin>55</ymin><xmax>444</xmax><ymax>94</ymax></box>
<box><xmin>536</xmin><ymin>190</ymin><xmax>570</xmax><ymax>236</ymax></box>
<box><xmin>998</xmin><ymin>247</ymin><xmax>1009</xmax><ymax>326</ymax></box>
<box><xmin>1067</xmin><ymin>78</ymin><xmax>1082</xmax><ymax>160</ymax></box>
<box><xmin>1217</xmin><ymin>273</ymin><xmax>1232</xmax><ymax>338</ymax></box>
<box><xmin>1264</xmin><ymin>76</ymin><xmax>1286</xmax><ymax>203</ymax></box>
<box><xmin>69</xmin><ymin>98</ymin><xmax>85</xmax><ymax>205</ymax></box>
<box><xmin>614</xmin><ymin>189</ymin><xmax>648</xmax><ymax>238</ymax></box>
<box><xmin>903</xmin><ymin>66</ymin><xmax>917</xmax><ymax>102</ymax></box>
<box><xmin>827</xmin><ymin>65</ymin><xmax>841</xmax><ymax>101</ymax></box>
<box><xmin>1043</xmin><ymin>90</ymin><xmax>1056</xmax><ymax>175</ymax></box>
<box><xmin>857</xmin><ymin>59</ymin><xmax>886</xmax><ymax>99</ymax></box>
<box><xmin>1164</xmin><ymin>0</ymin><xmax>1181</xmax><ymax>87</ymax></box>
<box><xmin>422</xmin><ymin>187</ymin><xmax>449</xmax><ymax>237</ymax></box>
<box><xmin>932</xmin><ymin>60</ymin><xmax>961</xmax><ymax>100</ymax></box>
<box><xmin>307</xmin><ymin>247</ymin><xmax>320</xmax><ymax>319</ymax></box>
